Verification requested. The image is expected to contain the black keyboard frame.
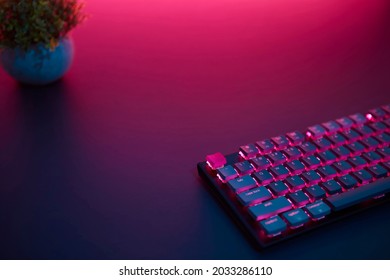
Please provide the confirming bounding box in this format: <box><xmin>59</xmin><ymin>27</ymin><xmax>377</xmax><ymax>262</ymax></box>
<box><xmin>197</xmin><ymin>152</ymin><xmax>390</xmax><ymax>248</ymax></box>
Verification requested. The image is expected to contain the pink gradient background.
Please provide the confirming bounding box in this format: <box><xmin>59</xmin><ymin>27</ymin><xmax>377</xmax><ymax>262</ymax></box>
<box><xmin>0</xmin><ymin>0</ymin><xmax>390</xmax><ymax>259</ymax></box>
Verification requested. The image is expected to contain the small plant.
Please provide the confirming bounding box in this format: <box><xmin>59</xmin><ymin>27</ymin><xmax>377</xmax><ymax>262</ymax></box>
<box><xmin>0</xmin><ymin>0</ymin><xmax>86</xmax><ymax>51</ymax></box>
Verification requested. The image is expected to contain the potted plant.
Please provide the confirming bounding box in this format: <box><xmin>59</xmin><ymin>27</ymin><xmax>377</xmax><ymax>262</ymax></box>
<box><xmin>0</xmin><ymin>0</ymin><xmax>85</xmax><ymax>85</ymax></box>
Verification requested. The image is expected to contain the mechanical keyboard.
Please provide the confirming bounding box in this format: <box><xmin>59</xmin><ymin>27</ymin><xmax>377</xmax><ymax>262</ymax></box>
<box><xmin>197</xmin><ymin>104</ymin><xmax>390</xmax><ymax>248</ymax></box>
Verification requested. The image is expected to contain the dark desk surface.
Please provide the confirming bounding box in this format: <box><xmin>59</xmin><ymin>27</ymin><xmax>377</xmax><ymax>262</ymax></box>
<box><xmin>1</xmin><ymin>0</ymin><xmax>390</xmax><ymax>259</ymax></box>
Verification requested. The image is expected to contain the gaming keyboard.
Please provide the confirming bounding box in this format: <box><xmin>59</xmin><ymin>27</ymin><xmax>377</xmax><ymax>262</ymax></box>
<box><xmin>197</xmin><ymin>104</ymin><xmax>390</xmax><ymax>248</ymax></box>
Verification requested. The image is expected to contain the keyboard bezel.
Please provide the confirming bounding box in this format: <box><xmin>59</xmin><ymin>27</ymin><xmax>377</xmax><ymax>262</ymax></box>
<box><xmin>197</xmin><ymin>152</ymin><xmax>390</xmax><ymax>249</ymax></box>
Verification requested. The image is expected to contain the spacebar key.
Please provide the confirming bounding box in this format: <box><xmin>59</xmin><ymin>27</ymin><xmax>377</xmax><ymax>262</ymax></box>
<box><xmin>325</xmin><ymin>177</ymin><xmax>390</xmax><ymax>211</ymax></box>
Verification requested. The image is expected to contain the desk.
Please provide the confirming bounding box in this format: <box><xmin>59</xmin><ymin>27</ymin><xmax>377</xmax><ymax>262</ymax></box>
<box><xmin>1</xmin><ymin>0</ymin><xmax>390</xmax><ymax>259</ymax></box>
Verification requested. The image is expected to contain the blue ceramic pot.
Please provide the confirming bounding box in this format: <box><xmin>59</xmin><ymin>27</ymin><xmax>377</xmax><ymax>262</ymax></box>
<box><xmin>0</xmin><ymin>37</ymin><xmax>74</xmax><ymax>85</ymax></box>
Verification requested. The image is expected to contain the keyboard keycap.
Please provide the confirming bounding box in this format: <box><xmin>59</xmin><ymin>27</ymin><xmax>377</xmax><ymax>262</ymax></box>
<box><xmin>346</xmin><ymin>141</ymin><xmax>366</xmax><ymax>155</ymax></box>
<box><xmin>217</xmin><ymin>165</ymin><xmax>238</xmax><ymax>182</ymax></box>
<box><xmin>298</xmin><ymin>142</ymin><xmax>318</xmax><ymax>155</ymax></box>
<box><xmin>326</xmin><ymin>177</ymin><xmax>390</xmax><ymax>211</ymax></box>
<box><xmin>287</xmin><ymin>190</ymin><xmax>310</xmax><ymax>207</ymax></box>
<box><xmin>332</xmin><ymin>146</ymin><xmax>351</xmax><ymax>160</ymax></box>
<box><xmin>377</xmin><ymin>147</ymin><xmax>390</xmax><ymax>160</ymax></box>
<box><xmin>248</xmin><ymin>197</ymin><xmax>293</xmax><ymax>221</ymax></box>
<box><xmin>327</xmin><ymin>133</ymin><xmax>348</xmax><ymax>147</ymax></box>
<box><xmin>304</xmin><ymin>185</ymin><xmax>326</xmax><ymax>201</ymax></box>
<box><xmin>282</xmin><ymin>209</ymin><xmax>310</xmax><ymax>228</ymax></box>
<box><xmin>336</xmin><ymin>174</ymin><xmax>358</xmax><ymax>189</ymax></box>
<box><xmin>333</xmin><ymin>160</ymin><xmax>353</xmax><ymax>175</ymax></box>
<box><xmin>206</xmin><ymin>152</ymin><xmax>226</xmax><ymax>169</ymax></box>
<box><xmin>317</xmin><ymin>165</ymin><xmax>338</xmax><ymax>180</ymax></box>
<box><xmin>250</xmin><ymin>156</ymin><xmax>271</xmax><ymax>171</ymax></box>
<box><xmin>348</xmin><ymin>156</ymin><xmax>368</xmax><ymax>170</ymax></box>
<box><xmin>374</xmin><ymin>132</ymin><xmax>390</xmax><ymax>147</ymax></box>
<box><xmin>301</xmin><ymin>170</ymin><xmax>322</xmax><ymax>185</ymax></box>
<box><xmin>269</xmin><ymin>165</ymin><xmax>290</xmax><ymax>180</ymax></box>
<box><xmin>305</xmin><ymin>201</ymin><xmax>331</xmax><ymax>219</ymax></box>
<box><xmin>301</xmin><ymin>155</ymin><xmax>321</xmax><ymax>170</ymax></box>
<box><xmin>237</xmin><ymin>186</ymin><xmax>272</xmax><ymax>206</ymax></box>
<box><xmin>253</xmin><ymin>170</ymin><xmax>274</xmax><ymax>185</ymax></box>
<box><xmin>285</xmin><ymin>160</ymin><xmax>306</xmax><ymax>175</ymax></box>
<box><xmin>227</xmin><ymin>175</ymin><xmax>257</xmax><ymax>193</ymax></box>
<box><xmin>286</xmin><ymin>131</ymin><xmax>305</xmax><ymax>145</ymax></box>
<box><xmin>360</xmin><ymin>137</ymin><xmax>380</xmax><ymax>151</ymax></box>
<box><xmin>271</xmin><ymin>135</ymin><xmax>290</xmax><ymax>150</ymax></box>
<box><xmin>239</xmin><ymin>144</ymin><xmax>259</xmax><ymax>159</ymax></box>
<box><xmin>321</xmin><ymin>179</ymin><xmax>342</xmax><ymax>195</ymax></box>
<box><xmin>269</xmin><ymin>181</ymin><xmax>289</xmax><ymax>196</ymax></box>
<box><xmin>259</xmin><ymin>216</ymin><xmax>287</xmax><ymax>236</ymax></box>
<box><xmin>307</xmin><ymin>124</ymin><xmax>326</xmax><ymax>139</ymax></box>
<box><xmin>354</xmin><ymin>125</ymin><xmax>374</xmax><ymax>139</ymax></box>
<box><xmin>362</xmin><ymin>151</ymin><xmax>381</xmax><ymax>165</ymax></box>
<box><xmin>313</xmin><ymin>137</ymin><xmax>332</xmax><ymax>152</ymax></box>
<box><xmin>367</xmin><ymin>107</ymin><xmax>387</xmax><ymax>120</ymax></box>
<box><xmin>285</xmin><ymin>175</ymin><xmax>306</xmax><ymax>190</ymax></box>
<box><xmin>316</xmin><ymin>150</ymin><xmax>337</xmax><ymax>165</ymax></box>
<box><xmin>382</xmin><ymin>160</ymin><xmax>390</xmax><ymax>171</ymax></box>
<box><xmin>369</xmin><ymin>121</ymin><xmax>387</xmax><ymax>134</ymax></box>
<box><xmin>342</xmin><ymin>129</ymin><xmax>361</xmax><ymax>142</ymax></box>
<box><xmin>322</xmin><ymin>121</ymin><xmax>341</xmax><ymax>134</ymax></box>
<box><xmin>352</xmin><ymin>169</ymin><xmax>373</xmax><ymax>184</ymax></box>
<box><xmin>256</xmin><ymin>139</ymin><xmax>275</xmax><ymax>154</ymax></box>
<box><xmin>349</xmin><ymin>113</ymin><xmax>367</xmax><ymax>125</ymax></box>
<box><xmin>283</xmin><ymin>146</ymin><xmax>302</xmax><ymax>160</ymax></box>
<box><xmin>367</xmin><ymin>164</ymin><xmax>388</xmax><ymax>179</ymax></box>
<box><xmin>267</xmin><ymin>151</ymin><xmax>287</xmax><ymax>165</ymax></box>
<box><xmin>336</xmin><ymin>117</ymin><xmax>354</xmax><ymax>130</ymax></box>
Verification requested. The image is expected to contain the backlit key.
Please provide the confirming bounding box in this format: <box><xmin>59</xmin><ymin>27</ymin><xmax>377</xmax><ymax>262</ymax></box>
<box><xmin>285</xmin><ymin>175</ymin><xmax>306</xmax><ymax>190</ymax></box>
<box><xmin>348</xmin><ymin>156</ymin><xmax>368</xmax><ymax>170</ymax></box>
<box><xmin>321</xmin><ymin>179</ymin><xmax>342</xmax><ymax>195</ymax></box>
<box><xmin>313</xmin><ymin>137</ymin><xmax>332</xmax><ymax>152</ymax></box>
<box><xmin>336</xmin><ymin>174</ymin><xmax>358</xmax><ymax>189</ymax></box>
<box><xmin>327</xmin><ymin>133</ymin><xmax>348</xmax><ymax>147</ymax></box>
<box><xmin>367</xmin><ymin>107</ymin><xmax>387</xmax><ymax>120</ymax></box>
<box><xmin>206</xmin><ymin>152</ymin><xmax>226</xmax><ymax>170</ymax></box>
<box><xmin>287</xmin><ymin>191</ymin><xmax>310</xmax><ymax>207</ymax></box>
<box><xmin>322</xmin><ymin>121</ymin><xmax>341</xmax><ymax>134</ymax></box>
<box><xmin>316</xmin><ymin>150</ymin><xmax>337</xmax><ymax>165</ymax></box>
<box><xmin>349</xmin><ymin>113</ymin><xmax>367</xmax><ymax>125</ymax></box>
<box><xmin>354</xmin><ymin>125</ymin><xmax>374</xmax><ymax>139</ymax></box>
<box><xmin>239</xmin><ymin>144</ymin><xmax>259</xmax><ymax>159</ymax></box>
<box><xmin>369</xmin><ymin>121</ymin><xmax>387</xmax><ymax>134</ymax></box>
<box><xmin>286</xmin><ymin>131</ymin><xmax>305</xmax><ymax>145</ymax></box>
<box><xmin>307</xmin><ymin>125</ymin><xmax>326</xmax><ymax>139</ymax></box>
<box><xmin>336</xmin><ymin>117</ymin><xmax>354</xmax><ymax>130</ymax></box>
<box><xmin>333</xmin><ymin>160</ymin><xmax>353</xmax><ymax>175</ymax></box>
<box><xmin>259</xmin><ymin>216</ymin><xmax>287</xmax><ymax>236</ymax></box>
<box><xmin>285</xmin><ymin>160</ymin><xmax>306</xmax><ymax>175</ymax></box>
<box><xmin>234</xmin><ymin>161</ymin><xmax>255</xmax><ymax>175</ymax></box>
<box><xmin>301</xmin><ymin>155</ymin><xmax>321</xmax><ymax>170</ymax></box>
<box><xmin>360</xmin><ymin>137</ymin><xmax>380</xmax><ymax>151</ymax></box>
<box><xmin>304</xmin><ymin>185</ymin><xmax>326</xmax><ymax>201</ymax></box>
<box><xmin>352</xmin><ymin>169</ymin><xmax>373</xmax><ymax>184</ymax></box>
<box><xmin>316</xmin><ymin>165</ymin><xmax>338</xmax><ymax>180</ymax></box>
<box><xmin>377</xmin><ymin>147</ymin><xmax>390</xmax><ymax>160</ymax></box>
<box><xmin>374</xmin><ymin>132</ymin><xmax>390</xmax><ymax>147</ymax></box>
<box><xmin>253</xmin><ymin>170</ymin><xmax>274</xmax><ymax>185</ymax></box>
<box><xmin>298</xmin><ymin>142</ymin><xmax>317</xmax><ymax>155</ymax></box>
<box><xmin>250</xmin><ymin>156</ymin><xmax>271</xmax><ymax>171</ymax></box>
<box><xmin>217</xmin><ymin>165</ymin><xmax>238</xmax><ymax>182</ymax></box>
<box><xmin>362</xmin><ymin>151</ymin><xmax>382</xmax><ymax>165</ymax></box>
<box><xmin>305</xmin><ymin>201</ymin><xmax>331</xmax><ymax>220</ymax></box>
<box><xmin>227</xmin><ymin>175</ymin><xmax>257</xmax><ymax>193</ymax></box>
<box><xmin>237</xmin><ymin>186</ymin><xmax>272</xmax><ymax>206</ymax></box>
<box><xmin>248</xmin><ymin>197</ymin><xmax>293</xmax><ymax>221</ymax></box>
<box><xmin>271</xmin><ymin>135</ymin><xmax>290</xmax><ymax>150</ymax></box>
<box><xmin>269</xmin><ymin>165</ymin><xmax>290</xmax><ymax>180</ymax></box>
<box><xmin>267</xmin><ymin>151</ymin><xmax>287</xmax><ymax>165</ymax></box>
<box><xmin>367</xmin><ymin>164</ymin><xmax>388</xmax><ymax>179</ymax></box>
<box><xmin>342</xmin><ymin>129</ymin><xmax>361</xmax><ymax>142</ymax></box>
<box><xmin>346</xmin><ymin>141</ymin><xmax>366</xmax><ymax>155</ymax></box>
<box><xmin>332</xmin><ymin>146</ymin><xmax>351</xmax><ymax>160</ymax></box>
<box><xmin>269</xmin><ymin>181</ymin><xmax>290</xmax><ymax>196</ymax></box>
<box><xmin>301</xmin><ymin>170</ymin><xmax>322</xmax><ymax>185</ymax></box>
<box><xmin>282</xmin><ymin>209</ymin><xmax>309</xmax><ymax>228</ymax></box>
<box><xmin>256</xmin><ymin>139</ymin><xmax>275</xmax><ymax>154</ymax></box>
<box><xmin>283</xmin><ymin>146</ymin><xmax>302</xmax><ymax>160</ymax></box>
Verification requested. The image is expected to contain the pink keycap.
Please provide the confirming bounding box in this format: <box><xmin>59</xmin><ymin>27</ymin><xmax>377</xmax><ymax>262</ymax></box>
<box><xmin>206</xmin><ymin>152</ymin><xmax>227</xmax><ymax>170</ymax></box>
